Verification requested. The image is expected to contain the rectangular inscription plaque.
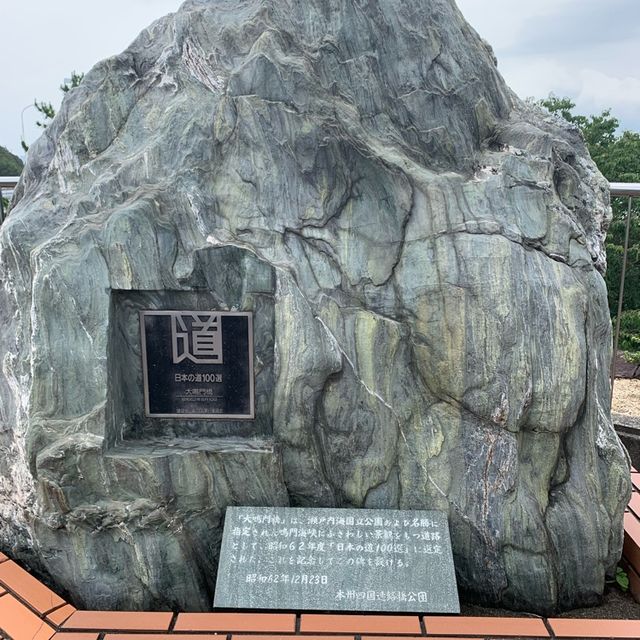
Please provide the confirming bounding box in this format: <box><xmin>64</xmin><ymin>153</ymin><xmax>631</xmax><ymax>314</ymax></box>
<box><xmin>214</xmin><ymin>506</ymin><xmax>460</xmax><ymax>613</ymax></box>
<box><xmin>140</xmin><ymin>310</ymin><xmax>254</xmax><ymax>419</ymax></box>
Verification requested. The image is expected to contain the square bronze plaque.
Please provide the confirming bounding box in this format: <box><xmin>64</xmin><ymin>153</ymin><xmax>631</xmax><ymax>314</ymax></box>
<box><xmin>140</xmin><ymin>310</ymin><xmax>254</xmax><ymax>419</ymax></box>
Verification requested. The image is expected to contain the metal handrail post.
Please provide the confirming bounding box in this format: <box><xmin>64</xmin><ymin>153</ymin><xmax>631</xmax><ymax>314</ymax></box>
<box><xmin>611</xmin><ymin>195</ymin><xmax>634</xmax><ymax>402</ymax></box>
<box><xmin>0</xmin><ymin>177</ymin><xmax>21</xmax><ymax>225</ymax></box>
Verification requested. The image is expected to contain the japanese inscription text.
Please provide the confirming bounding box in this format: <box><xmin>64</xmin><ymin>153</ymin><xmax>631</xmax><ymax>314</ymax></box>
<box><xmin>172</xmin><ymin>312</ymin><xmax>223</xmax><ymax>364</ymax></box>
<box><xmin>214</xmin><ymin>507</ymin><xmax>459</xmax><ymax>613</ymax></box>
<box><xmin>140</xmin><ymin>310</ymin><xmax>254</xmax><ymax>419</ymax></box>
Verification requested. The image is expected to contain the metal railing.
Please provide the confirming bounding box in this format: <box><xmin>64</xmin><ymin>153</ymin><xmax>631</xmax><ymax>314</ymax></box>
<box><xmin>610</xmin><ymin>183</ymin><xmax>640</xmax><ymax>398</ymax></box>
<box><xmin>0</xmin><ymin>176</ymin><xmax>19</xmax><ymax>225</ymax></box>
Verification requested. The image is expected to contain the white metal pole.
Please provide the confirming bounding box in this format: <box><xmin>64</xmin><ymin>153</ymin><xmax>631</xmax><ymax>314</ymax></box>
<box><xmin>611</xmin><ymin>196</ymin><xmax>634</xmax><ymax>402</ymax></box>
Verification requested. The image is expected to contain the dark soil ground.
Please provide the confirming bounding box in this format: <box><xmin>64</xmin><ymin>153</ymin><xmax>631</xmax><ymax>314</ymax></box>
<box><xmin>614</xmin><ymin>352</ymin><xmax>640</xmax><ymax>380</ymax></box>
<box><xmin>461</xmin><ymin>585</ymin><xmax>640</xmax><ymax>620</ymax></box>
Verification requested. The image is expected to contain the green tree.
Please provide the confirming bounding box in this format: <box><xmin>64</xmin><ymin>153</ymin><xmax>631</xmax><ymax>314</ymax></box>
<box><xmin>540</xmin><ymin>96</ymin><xmax>640</xmax><ymax>315</ymax></box>
<box><xmin>0</xmin><ymin>146</ymin><xmax>23</xmax><ymax>213</ymax></box>
<box><xmin>615</xmin><ymin>310</ymin><xmax>640</xmax><ymax>376</ymax></box>
<box><xmin>22</xmin><ymin>71</ymin><xmax>84</xmax><ymax>152</ymax></box>
<box><xmin>0</xmin><ymin>145</ymin><xmax>24</xmax><ymax>175</ymax></box>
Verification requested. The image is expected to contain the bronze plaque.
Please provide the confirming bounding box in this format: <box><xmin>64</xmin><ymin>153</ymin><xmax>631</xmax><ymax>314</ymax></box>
<box><xmin>140</xmin><ymin>310</ymin><xmax>254</xmax><ymax>419</ymax></box>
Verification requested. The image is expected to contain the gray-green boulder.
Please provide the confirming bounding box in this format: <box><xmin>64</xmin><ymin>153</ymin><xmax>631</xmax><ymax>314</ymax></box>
<box><xmin>0</xmin><ymin>0</ymin><xmax>630</xmax><ymax>614</ymax></box>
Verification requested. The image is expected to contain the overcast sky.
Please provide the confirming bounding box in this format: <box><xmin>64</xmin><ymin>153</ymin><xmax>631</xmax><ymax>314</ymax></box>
<box><xmin>2</xmin><ymin>0</ymin><xmax>639</xmax><ymax>161</ymax></box>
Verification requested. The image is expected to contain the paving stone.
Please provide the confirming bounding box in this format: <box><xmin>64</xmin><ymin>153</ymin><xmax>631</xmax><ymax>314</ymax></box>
<box><xmin>623</xmin><ymin>512</ymin><xmax>640</xmax><ymax>572</ymax></box>
<box><xmin>548</xmin><ymin>617</ymin><xmax>640</xmax><ymax>638</ymax></box>
<box><xmin>364</xmin><ymin>637</ymin><xmax>476</xmax><ymax>640</ymax></box>
<box><xmin>229</xmin><ymin>636</ymin><xmax>355</xmax><ymax>640</ymax></box>
<box><xmin>104</xmin><ymin>635</ymin><xmax>230</xmax><ymax>640</ymax></box>
<box><xmin>0</xmin><ymin>560</ymin><xmax>65</xmax><ymax>614</ymax></box>
<box><xmin>423</xmin><ymin>615</ymin><xmax>549</xmax><ymax>637</ymax></box>
<box><xmin>629</xmin><ymin>492</ymin><xmax>640</xmax><ymax>519</ymax></box>
<box><xmin>0</xmin><ymin>593</ymin><xmax>55</xmax><ymax>640</ymax></box>
<box><xmin>46</xmin><ymin>603</ymin><xmax>77</xmax><ymax>625</ymax></box>
<box><xmin>300</xmin><ymin>613</ymin><xmax>421</xmax><ymax>634</ymax></box>
<box><xmin>174</xmin><ymin>612</ymin><xmax>296</xmax><ymax>632</ymax></box>
<box><xmin>62</xmin><ymin>610</ymin><xmax>172</xmax><ymax>631</ymax></box>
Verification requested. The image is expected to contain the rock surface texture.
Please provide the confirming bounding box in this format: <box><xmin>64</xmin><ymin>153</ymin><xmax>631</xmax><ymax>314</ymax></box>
<box><xmin>0</xmin><ymin>0</ymin><xmax>631</xmax><ymax>614</ymax></box>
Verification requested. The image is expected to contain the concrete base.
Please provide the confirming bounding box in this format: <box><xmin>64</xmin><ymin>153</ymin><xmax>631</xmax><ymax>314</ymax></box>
<box><xmin>614</xmin><ymin>412</ymin><xmax>640</xmax><ymax>469</ymax></box>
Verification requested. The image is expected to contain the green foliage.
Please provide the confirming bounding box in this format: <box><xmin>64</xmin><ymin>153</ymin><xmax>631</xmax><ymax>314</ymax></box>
<box><xmin>540</xmin><ymin>96</ymin><xmax>620</xmax><ymax>156</ymax></box>
<box><xmin>618</xmin><ymin>308</ymin><xmax>640</xmax><ymax>336</ymax></box>
<box><xmin>539</xmin><ymin>96</ymin><xmax>578</xmax><ymax>125</ymax></box>
<box><xmin>540</xmin><ymin>95</ymin><xmax>640</xmax><ymax>316</ymax></box>
<box><xmin>615</xmin><ymin>566</ymin><xmax>630</xmax><ymax>592</ymax></box>
<box><xmin>615</xmin><ymin>310</ymin><xmax>640</xmax><ymax>374</ymax></box>
<box><xmin>60</xmin><ymin>71</ymin><xmax>84</xmax><ymax>94</ymax></box>
<box><xmin>22</xmin><ymin>71</ymin><xmax>84</xmax><ymax>151</ymax></box>
<box><xmin>606</xmin><ymin>237</ymin><xmax>640</xmax><ymax>313</ymax></box>
<box><xmin>34</xmin><ymin>100</ymin><xmax>55</xmax><ymax>130</ymax></box>
<box><xmin>0</xmin><ymin>145</ymin><xmax>24</xmax><ymax>175</ymax></box>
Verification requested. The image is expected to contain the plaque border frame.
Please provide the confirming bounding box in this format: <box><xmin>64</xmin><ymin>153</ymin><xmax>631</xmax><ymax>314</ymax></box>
<box><xmin>139</xmin><ymin>310</ymin><xmax>255</xmax><ymax>420</ymax></box>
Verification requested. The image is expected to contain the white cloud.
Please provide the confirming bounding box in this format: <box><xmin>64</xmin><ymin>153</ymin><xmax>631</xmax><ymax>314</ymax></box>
<box><xmin>2</xmin><ymin>1</ymin><xmax>639</xmax><ymax>159</ymax></box>
<box><xmin>494</xmin><ymin>59</ymin><xmax>640</xmax><ymax>131</ymax></box>
<box><xmin>456</xmin><ymin>0</ymin><xmax>572</xmax><ymax>51</ymax></box>
<box><xmin>458</xmin><ymin>0</ymin><xmax>640</xmax><ymax>132</ymax></box>
<box><xmin>497</xmin><ymin>57</ymin><xmax>581</xmax><ymax>102</ymax></box>
<box><xmin>1</xmin><ymin>1</ymin><xmax>181</xmax><ymax>157</ymax></box>
<box><xmin>506</xmin><ymin>0</ymin><xmax>640</xmax><ymax>56</ymax></box>
<box><xmin>574</xmin><ymin>69</ymin><xmax>640</xmax><ymax>131</ymax></box>
<box><xmin>577</xmin><ymin>70</ymin><xmax>640</xmax><ymax>109</ymax></box>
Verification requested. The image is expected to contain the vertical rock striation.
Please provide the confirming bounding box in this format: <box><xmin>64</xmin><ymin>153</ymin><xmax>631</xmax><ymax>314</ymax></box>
<box><xmin>0</xmin><ymin>0</ymin><xmax>630</xmax><ymax>613</ymax></box>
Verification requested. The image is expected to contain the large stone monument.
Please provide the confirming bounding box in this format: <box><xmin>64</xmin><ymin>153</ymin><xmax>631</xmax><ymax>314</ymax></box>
<box><xmin>0</xmin><ymin>0</ymin><xmax>631</xmax><ymax>614</ymax></box>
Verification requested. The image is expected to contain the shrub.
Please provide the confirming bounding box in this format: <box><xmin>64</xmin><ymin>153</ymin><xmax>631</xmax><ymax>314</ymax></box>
<box><xmin>616</xmin><ymin>310</ymin><xmax>640</xmax><ymax>376</ymax></box>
